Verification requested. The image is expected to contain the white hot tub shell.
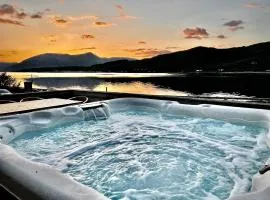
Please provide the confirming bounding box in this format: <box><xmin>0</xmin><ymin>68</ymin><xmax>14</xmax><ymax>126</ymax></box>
<box><xmin>1</xmin><ymin>98</ymin><xmax>270</xmax><ymax>200</ymax></box>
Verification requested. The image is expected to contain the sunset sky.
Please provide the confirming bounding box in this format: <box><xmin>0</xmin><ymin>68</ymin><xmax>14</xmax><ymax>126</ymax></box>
<box><xmin>0</xmin><ymin>0</ymin><xmax>270</xmax><ymax>62</ymax></box>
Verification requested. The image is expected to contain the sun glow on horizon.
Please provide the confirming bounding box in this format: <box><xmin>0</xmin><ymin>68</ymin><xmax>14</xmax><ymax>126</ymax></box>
<box><xmin>0</xmin><ymin>0</ymin><xmax>269</xmax><ymax>63</ymax></box>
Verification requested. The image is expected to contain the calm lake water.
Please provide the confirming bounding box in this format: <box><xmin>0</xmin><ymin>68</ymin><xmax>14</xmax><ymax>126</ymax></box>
<box><xmin>8</xmin><ymin>72</ymin><xmax>189</xmax><ymax>96</ymax></box>
<box><xmin>7</xmin><ymin>72</ymin><xmax>249</xmax><ymax>98</ymax></box>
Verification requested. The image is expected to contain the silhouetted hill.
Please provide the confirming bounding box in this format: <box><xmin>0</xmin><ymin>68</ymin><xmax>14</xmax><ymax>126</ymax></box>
<box><xmin>16</xmin><ymin>41</ymin><xmax>270</xmax><ymax>72</ymax></box>
<box><xmin>0</xmin><ymin>62</ymin><xmax>17</xmax><ymax>71</ymax></box>
<box><xmin>8</xmin><ymin>53</ymin><xmax>133</xmax><ymax>71</ymax></box>
<box><xmin>90</xmin><ymin>41</ymin><xmax>270</xmax><ymax>72</ymax></box>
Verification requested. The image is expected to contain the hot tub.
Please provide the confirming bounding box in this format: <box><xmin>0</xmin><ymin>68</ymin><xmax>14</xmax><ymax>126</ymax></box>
<box><xmin>1</xmin><ymin>98</ymin><xmax>270</xmax><ymax>200</ymax></box>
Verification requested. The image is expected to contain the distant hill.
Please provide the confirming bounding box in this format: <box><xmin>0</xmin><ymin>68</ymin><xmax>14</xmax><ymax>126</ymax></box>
<box><xmin>10</xmin><ymin>41</ymin><xmax>270</xmax><ymax>72</ymax></box>
<box><xmin>89</xmin><ymin>41</ymin><xmax>270</xmax><ymax>72</ymax></box>
<box><xmin>0</xmin><ymin>62</ymin><xmax>17</xmax><ymax>71</ymax></box>
<box><xmin>7</xmin><ymin>53</ymin><xmax>133</xmax><ymax>71</ymax></box>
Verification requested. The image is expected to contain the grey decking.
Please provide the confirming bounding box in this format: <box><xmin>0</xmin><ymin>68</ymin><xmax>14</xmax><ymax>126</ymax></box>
<box><xmin>0</xmin><ymin>98</ymin><xmax>81</xmax><ymax>117</ymax></box>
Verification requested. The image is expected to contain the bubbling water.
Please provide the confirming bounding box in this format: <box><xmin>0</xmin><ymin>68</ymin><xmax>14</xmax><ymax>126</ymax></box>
<box><xmin>10</xmin><ymin>110</ymin><xmax>270</xmax><ymax>200</ymax></box>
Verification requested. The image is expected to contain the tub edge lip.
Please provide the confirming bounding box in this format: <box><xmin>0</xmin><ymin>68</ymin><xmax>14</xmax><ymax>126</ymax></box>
<box><xmin>0</xmin><ymin>143</ymin><xmax>109</xmax><ymax>200</ymax></box>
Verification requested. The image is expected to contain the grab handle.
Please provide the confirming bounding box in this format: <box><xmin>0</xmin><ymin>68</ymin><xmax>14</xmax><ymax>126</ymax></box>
<box><xmin>259</xmin><ymin>165</ymin><xmax>270</xmax><ymax>175</ymax></box>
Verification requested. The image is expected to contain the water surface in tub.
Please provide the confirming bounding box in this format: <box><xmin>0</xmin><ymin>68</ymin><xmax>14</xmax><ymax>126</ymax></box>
<box><xmin>9</xmin><ymin>110</ymin><xmax>270</xmax><ymax>200</ymax></box>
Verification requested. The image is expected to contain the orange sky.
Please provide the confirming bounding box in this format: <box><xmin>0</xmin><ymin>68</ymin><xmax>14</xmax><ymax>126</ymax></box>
<box><xmin>0</xmin><ymin>0</ymin><xmax>269</xmax><ymax>62</ymax></box>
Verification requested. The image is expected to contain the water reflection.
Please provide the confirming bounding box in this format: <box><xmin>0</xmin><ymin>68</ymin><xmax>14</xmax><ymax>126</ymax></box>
<box><xmin>93</xmin><ymin>82</ymin><xmax>187</xmax><ymax>96</ymax></box>
<box><xmin>8</xmin><ymin>72</ymin><xmax>188</xmax><ymax>96</ymax></box>
<box><xmin>7</xmin><ymin>72</ymin><xmax>253</xmax><ymax>98</ymax></box>
<box><xmin>8</xmin><ymin>72</ymin><xmax>174</xmax><ymax>78</ymax></box>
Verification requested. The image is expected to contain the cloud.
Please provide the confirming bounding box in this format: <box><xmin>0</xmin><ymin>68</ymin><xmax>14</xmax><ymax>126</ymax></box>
<box><xmin>67</xmin><ymin>15</ymin><xmax>98</xmax><ymax>21</ymax></box>
<box><xmin>31</xmin><ymin>12</ymin><xmax>43</xmax><ymax>19</ymax></box>
<box><xmin>115</xmin><ymin>4</ymin><xmax>137</xmax><ymax>20</ymax></box>
<box><xmin>0</xmin><ymin>17</ymin><xmax>24</xmax><ymax>26</ymax></box>
<box><xmin>81</xmin><ymin>34</ymin><xmax>95</xmax><ymax>39</ymax></box>
<box><xmin>123</xmin><ymin>48</ymin><xmax>171</xmax><ymax>57</ymax></box>
<box><xmin>223</xmin><ymin>20</ymin><xmax>244</xmax><ymax>32</ymax></box>
<box><xmin>183</xmin><ymin>27</ymin><xmax>209</xmax><ymax>39</ymax></box>
<box><xmin>69</xmin><ymin>47</ymin><xmax>96</xmax><ymax>51</ymax></box>
<box><xmin>229</xmin><ymin>26</ymin><xmax>245</xmax><ymax>31</ymax></box>
<box><xmin>55</xmin><ymin>17</ymin><xmax>68</xmax><ymax>24</ymax></box>
<box><xmin>50</xmin><ymin>16</ymin><xmax>69</xmax><ymax>26</ymax></box>
<box><xmin>224</xmin><ymin>20</ymin><xmax>244</xmax><ymax>27</ymax></box>
<box><xmin>138</xmin><ymin>41</ymin><xmax>146</xmax><ymax>45</ymax></box>
<box><xmin>16</xmin><ymin>11</ymin><xmax>28</xmax><ymax>19</ymax></box>
<box><xmin>217</xmin><ymin>34</ymin><xmax>226</xmax><ymax>39</ymax></box>
<box><xmin>244</xmin><ymin>3</ymin><xmax>270</xmax><ymax>9</ymax></box>
<box><xmin>0</xmin><ymin>4</ymin><xmax>16</xmax><ymax>16</ymax></box>
<box><xmin>93</xmin><ymin>21</ymin><xmax>114</xmax><ymax>27</ymax></box>
<box><xmin>124</xmin><ymin>48</ymin><xmax>146</xmax><ymax>53</ymax></box>
<box><xmin>0</xmin><ymin>4</ymin><xmax>28</xmax><ymax>19</ymax></box>
<box><xmin>245</xmin><ymin>3</ymin><xmax>261</xmax><ymax>8</ymax></box>
<box><xmin>49</xmin><ymin>14</ymin><xmax>98</xmax><ymax>27</ymax></box>
<box><xmin>116</xmin><ymin>5</ymin><xmax>123</xmax><ymax>10</ymax></box>
<box><xmin>0</xmin><ymin>3</ymin><xmax>45</xmax><ymax>22</ymax></box>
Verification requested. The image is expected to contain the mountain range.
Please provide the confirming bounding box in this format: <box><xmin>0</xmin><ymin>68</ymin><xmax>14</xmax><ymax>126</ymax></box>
<box><xmin>1</xmin><ymin>41</ymin><xmax>270</xmax><ymax>72</ymax></box>
<box><xmin>1</xmin><ymin>53</ymin><xmax>133</xmax><ymax>71</ymax></box>
<box><xmin>0</xmin><ymin>62</ymin><xmax>17</xmax><ymax>71</ymax></box>
<box><xmin>89</xmin><ymin>41</ymin><xmax>270</xmax><ymax>72</ymax></box>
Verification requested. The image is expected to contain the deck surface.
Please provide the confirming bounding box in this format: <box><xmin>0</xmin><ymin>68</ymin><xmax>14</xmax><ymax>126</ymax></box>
<box><xmin>0</xmin><ymin>98</ymin><xmax>81</xmax><ymax>116</ymax></box>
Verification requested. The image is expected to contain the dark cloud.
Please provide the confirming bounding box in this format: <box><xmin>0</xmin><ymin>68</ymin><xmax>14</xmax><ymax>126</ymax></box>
<box><xmin>224</xmin><ymin>20</ymin><xmax>244</xmax><ymax>27</ymax></box>
<box><xmin>138</xmin><ymin>41</ymin><xmax>146</xmax><ymax>45</ymax></box>
<box><xmin>45</xmin><ymin>8</ymin><xmax>51</xmax><ymax>12</ymax></box>
<box><xmin>183</xmin><ymin>27</ymin><xmax>209</xmax><ymax>39</ymax></box>
<box><xmin>54</xmin><ymin>17</ymin><xmax>68</xmax><ymax>24</ymax></box>
<box><xmin>16</xmin><ymin>11</ymin><xmax>28</xmax><ymax>19</ymax></box>
<box><xmin>217</xmin><ymin>34</ymin><xmax>226</xmax><ymax>39</ymax></box>
<box><xmin>123</xmin><ymin>48</ymin><xmax>171</xmax><ymax>57</ymax></box>
<box><xmin>95</xmin><ymin>21</ymin><xmax>106</xmax><ymax>25</ymax></box>
<box><xmin>0</xmin><ymin>3</ymin><xmax>45</xmax><ymax>21</ymax></box>
<box><xmin>31</xmin><ymin>12</ymin><xmax>43</xmax><ymax>19</ymax></box>
<box><xmin>70</xmin><ymin>47</ymin><xmax>96</xmax><ymax>51</ymax></box>
<box><xmin>223</xmin><ymin>20</ymin><xmax>244</xmax><ymax>32</ymax></box>
<box><xmin>0</xmin><ymin>4</ymin><xmax>16</xmax><ymax>16</ymax></box>
<box><xmin>81</xmin><ymin>34</ymin><xmax>95</xmax><ymax>39</ymax></box>
<box><xmin>93</xmin><ymin>21</ymin><xmax>114</xmax><ymax>27</ymax></box>
<box><xmin>0</xmin><ymin>17</ymin><xmax>24</xmax><ymax>26</ymax></box>
<box><xmin>124</xmin><ymin>48</ymin><xmax>146</xmax><ymax>52</ymax></box>
<box><xmin>0</xmin><ymin>4</ymin><xmax>28</xmax><ymax>19</ymax></box>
